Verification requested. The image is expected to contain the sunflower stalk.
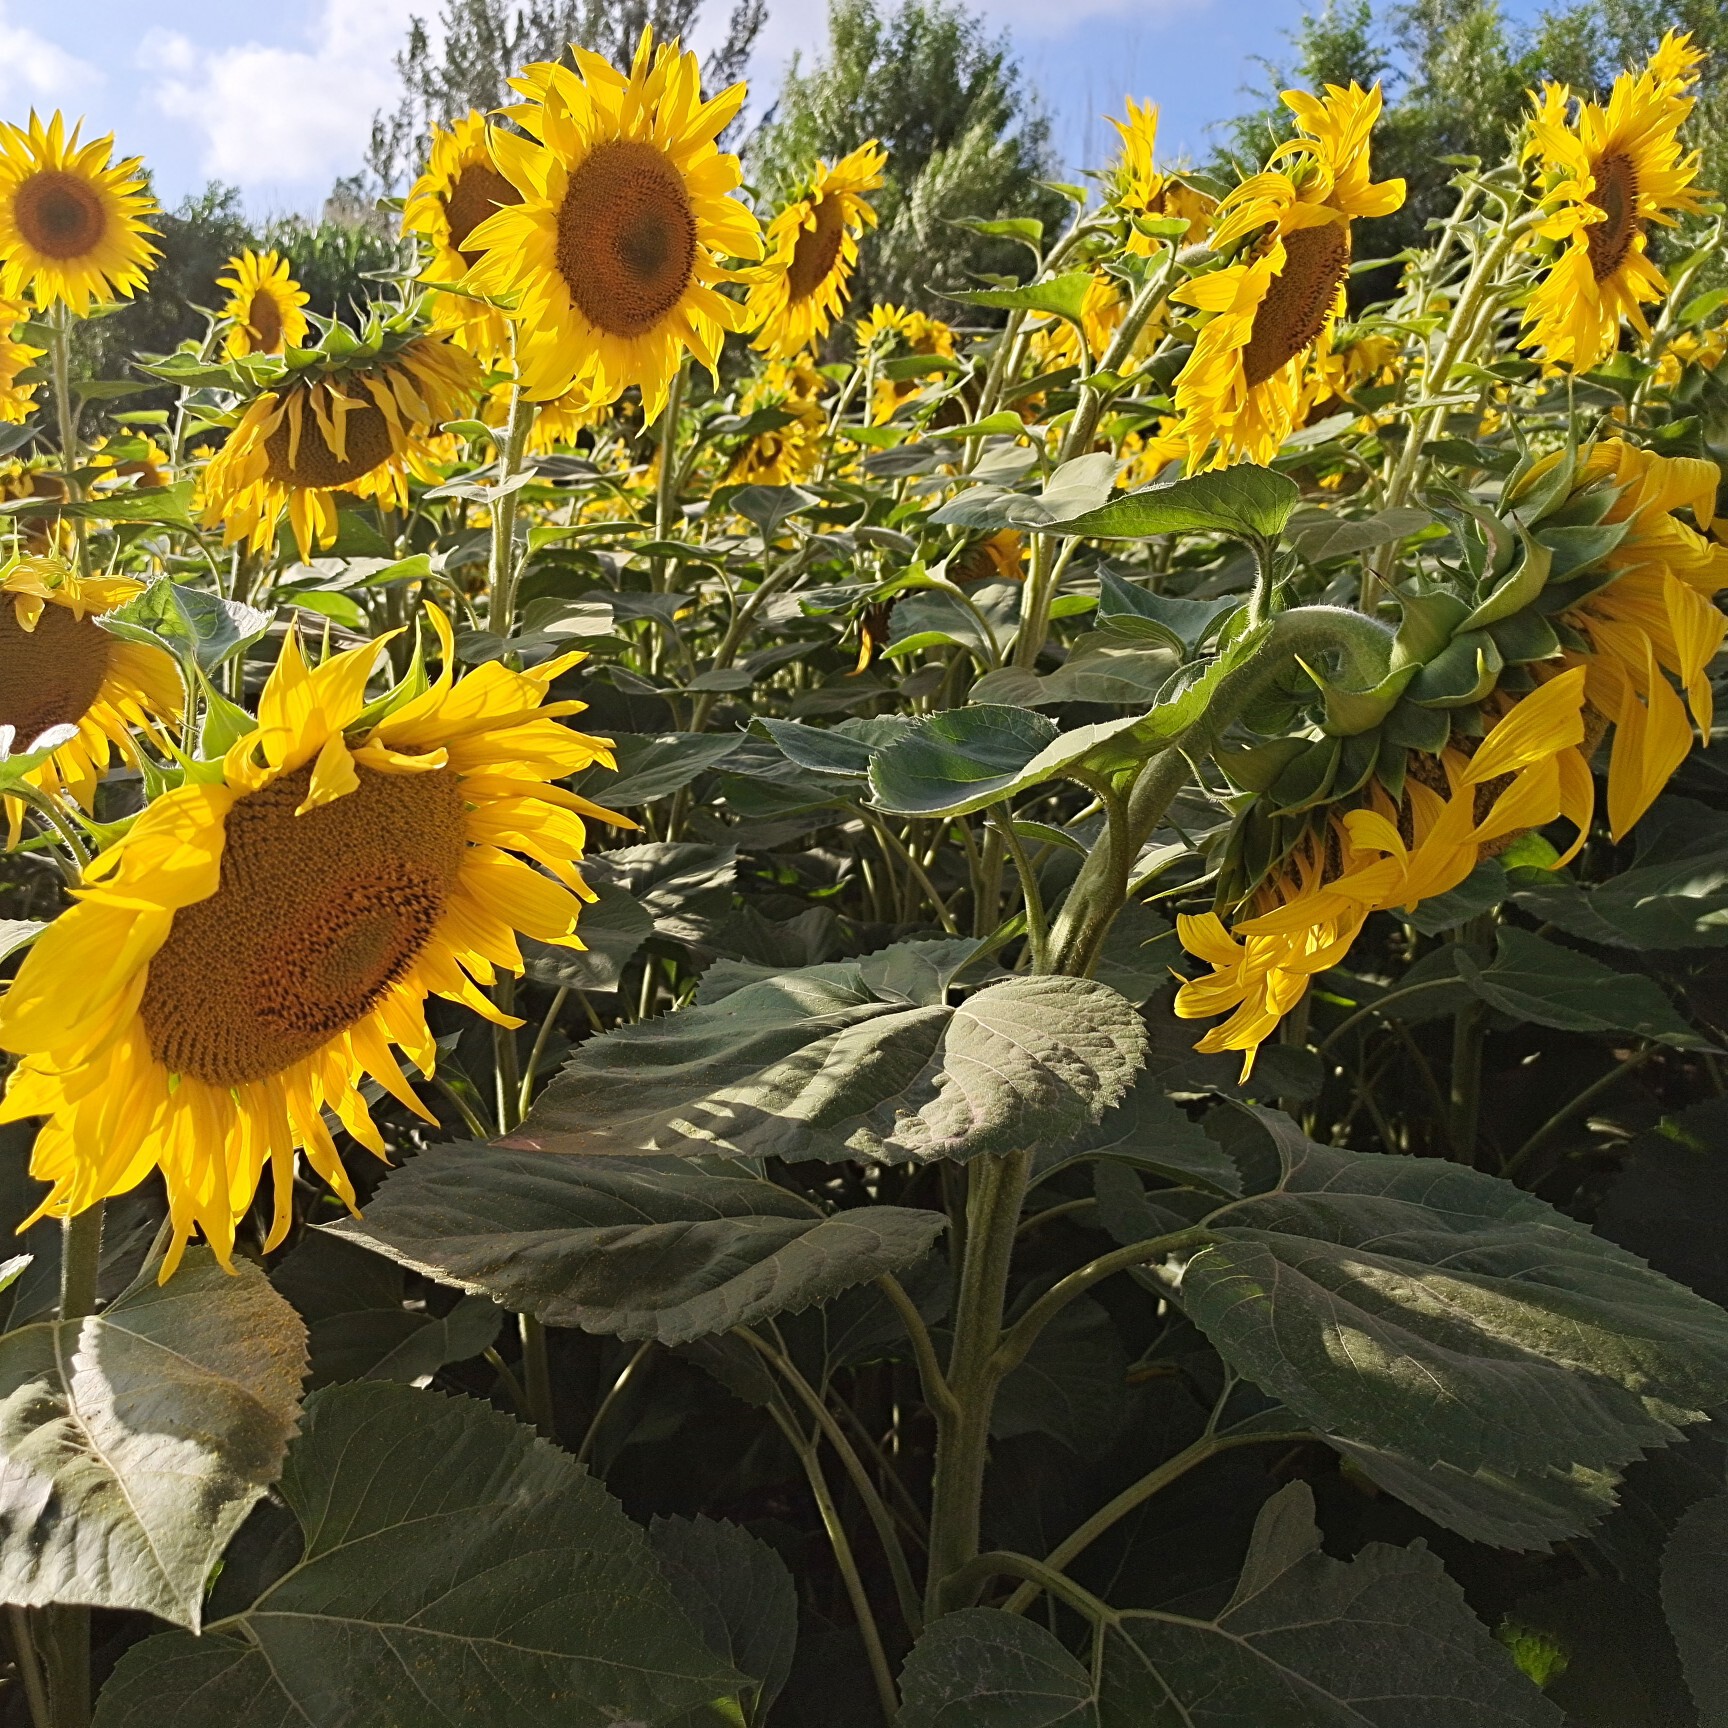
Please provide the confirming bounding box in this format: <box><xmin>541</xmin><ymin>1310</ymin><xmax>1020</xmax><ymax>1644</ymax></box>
<box><xmin>47</xmin><ymin>306</ymin><xmax>90</xmax><ymax>581</ymax></box>
<box><xmin>486</xmin><ymin>383</ymin><xmax>537</xmax><ymax>641</ymax></box>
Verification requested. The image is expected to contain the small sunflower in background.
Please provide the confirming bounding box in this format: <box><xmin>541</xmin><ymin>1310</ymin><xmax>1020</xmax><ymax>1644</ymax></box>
<box><xmin>748</xmin><ymin>142</ymin><xmax>887</xmax><ymax>361</ymax></box>
<box><xmin>0</xmin><ymin>111</ymin><xmax>157</xmax><ymax>314</ymax></box>
<box><xmin>462</xmin><ymin>29</ymin><xmax>763</xmax><ymax>414</ymax></box>
<box><xmin>1105</xmin><ymin>98</ymin><xmax>1215</xmax><ymax>252</ymax></box>
<box><xmin>1520</xmin><ymin>30</ymin><xmax>1708</xmax><ymax>374</ymax></box>
<box><xmin>0</xmin><ymin>610</ymin><xmax>623</xmax><ymax>1274</ymax></box>
<box><xmin>0</xmin><ymin>554</ymin><xmax>182</xmax><ymax>844</ymax></box>
<box><xmin>0</xmin><ymin>296</ymin><xmax>41</xmax><ymax>422</ymax></box>
<box><xmin>1170</xmin><ymin>81</ymin><xmax>1404</xmax><ymax>469</ymax></box>
<box><xmin>199</xmin><ymin>318</ymin><xmax>481</xmax><ymax>559</ymax></box>
<box><xmin>402</xmin><ymin>112</ymin><xmax>523</xmax><ymax>362</ymax></box>
<box><xmin>729</xmin><ymin>356</ymin><xmax>827</xmax><ymax>485</ymax></box>
<box><xmin>217</xmin><ymin>248</ymin><xmax>311</xmax><ymax>359</ymax></box>
<box><xmin>858</xmin><ymin>302</ymin><xmax>958</xmax><ymax>423</ymax></box>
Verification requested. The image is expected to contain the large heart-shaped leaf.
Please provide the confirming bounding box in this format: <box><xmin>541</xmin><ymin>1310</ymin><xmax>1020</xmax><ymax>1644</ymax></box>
<box><xmin>0</xmin><ymin>1248</ymin><xmax>306</xmax><ymax>1627</ymax></box>
<box><xmin>1180</xmin><ymin>1112</ymin><xmax>1728</xmax><ymax>1491</ymax></box>
<box><xmin>1456</xmin><ymin>927</ymin><xmax>1710</xmax><ymax>1047</ymax></box>
<box><xmin>929</xmin><ymin>453</ymin><xmax>1118</xmax><ymax>533</ymax></box>
<box><xmin>91</xmin><ymin>1382</ymin><xmax>741</xmax><ymax>1728</ymax></box>
<box><xmin>107</xmin><ymin>578</ymin><xmax>271</xmax><ymax>672</ymax></box>
<box><xmin>897</xmin><ymin>1610</ymin><xmax>1099</xmax><ymax>1728</ymax></box>
<box><xmin>1662</xmin><ymin>1491</ymin><xmax>1728</xmax><ymax>1728</ymax></box>
<box><xmin>505</xmin><ymin>952</ymin><xmax>1147</xmax><ymax>1167</ymax></box>
<box><xmin>329</xmin><ymin>1147</ymin><xmax>944</xmax><ymax>1344</ymax></box>
<box><xmin>1046</xmin><ymin>463</ymin><xmax>1300</xmax><ymax>543</ymax></box>
<box><xmin>1093</xmin><ymin>1483</ymin><xmax>1560</xmax><ymax>1724</ymax></box>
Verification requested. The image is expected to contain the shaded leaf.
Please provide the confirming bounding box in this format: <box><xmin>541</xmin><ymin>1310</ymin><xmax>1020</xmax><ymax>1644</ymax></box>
<box><xmin>106</xmin><ymin>579</ymin><xmax>270</xmax><ymax>673</ymax></box>
<box><xmin>577</xmin><ymin>733</ymin><xmax>743</xmax><ymax>806</ymax></box>
<box><xmin>0</xmin><ymin>1249</ymin><xmax>305</xmax><ymax>1626</ymax></box>
<box><xmin>898</xmin><ymin>1609</ymin><xmax>1100</xmax><ymax>1728</ymax></box>
<box><xmin>505</xmin><ymin>960</ymin><xmax>1148</xmax><ymax>1167</ymax></box>
<box><xmin>91</xmin><ymin>1382</ymin><xmax>741</xmax><ymax>1728</ymax></box>
<box><xmin>994</xmin><ymin>1296</ymin><xmax>1128</xmax><ymax>1459</ymax></box>
<box><xmin>1047</xmin><ymin>464</ymin><xmax>1300</xmax><ymax>542</ymax></box>
<box><xmin>1661</xmin><ymin>1492</ymin><xmax>1728</xmax><ymax>1728</ymax></box>
<box><xmin>523</xmin><ymin>879</ymin><xmax>655</xmax><ymax>992</ymax></box>
<box><xmin>331</xmin><ymin>1147</ymin><xmax>944</xmax><ymax>1344</ymax></box>
<box><xmin>930</xmin><ymin>453</ymin><xmax>1118</xmax><ymax>532</ymax></box>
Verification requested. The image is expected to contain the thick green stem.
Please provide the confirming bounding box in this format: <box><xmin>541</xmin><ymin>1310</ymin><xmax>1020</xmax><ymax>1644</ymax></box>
<box><xmin>518</xmin><ymin>1314</ymin><xmax>555</xmax><ymax>1438</ymax></box>
<box><xmin>48</xmin><ymin>307</ymin><xmax>90</xmax><ymax>580</ymax></box>
<box><xmin>486</xmin><ymin>385</ymin><xmax>537</xmax><ymax>640</ymax></box>
<box><xmin>650</xmin><ymin>362</ymin><xmax>687</xmax><ymax>593</ymax></box>
<box><xmin>924</xmin><ymin>1146</ymin><xmax>1034</xmax><ymax>1616</ymax></box>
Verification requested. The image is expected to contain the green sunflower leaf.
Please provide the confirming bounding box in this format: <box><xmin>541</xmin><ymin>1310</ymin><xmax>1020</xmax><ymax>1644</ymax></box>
<box><xmin>90</xmin><ymin>1382</ymin><xmax>743</xmax><ymax>1728</ymax></box>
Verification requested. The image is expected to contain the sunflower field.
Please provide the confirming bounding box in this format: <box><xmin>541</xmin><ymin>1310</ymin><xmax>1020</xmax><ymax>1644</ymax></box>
<box><xmin>2</xmin><ymin>18</ymin><xmax>1728</xmax><ymax>1726</ymax></box>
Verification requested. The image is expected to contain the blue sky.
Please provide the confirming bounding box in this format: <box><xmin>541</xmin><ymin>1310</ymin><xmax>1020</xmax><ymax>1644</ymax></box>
<box><xmin>11</xmin><ymin>0</ymin><xmax>1548</xmax><ymax>218</ymax></box>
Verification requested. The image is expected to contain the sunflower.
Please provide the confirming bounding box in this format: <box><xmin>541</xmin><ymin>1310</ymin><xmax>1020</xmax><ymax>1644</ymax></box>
<box><xmin>402</xmin><ymin>112</ymin><xmax>523</xmax><ymax>362</ymax></box>
<box><xmin>461</xmin><ymin>29</ymin><xmax>763</xmax><ymax>415</ymax></box>
<box><xmin>217</xmin><ymin>248</ymin><xmax>311</xmax><ymax>360</ymax></box>
<box><xmin>1027</xmin><ymin>273</ymin><xmax>1130</xmax><ymax>374</ymax></box>
<box><xmin>1105</xmin><ymin>98</ymin><xmax>1215</xmax><ymax>253</ymax></box>
<box><xmin>1518</xmin><ymin>439</ymin><xmax>1728</xmax><ymax>839</ymax></box>
<box><xmin>1521</xmin><ymin>32</ymin><xmax>1708</xmax><ymax>373</ymax></box>
<box><xmin>951</xmin><ymin>530</ymin><xmax>1024</xmax><ymax>584</ymax></box>
<box><xmin>1176</xmin><ymin>670</ymin><xmax>1591</xmax><ymax>1074</ymax></box>
<box><xmin>0</xmin><ymin>554</ymin><xmax>182</xmax><ymax>844</ymax></box>
<box><xmin>0</xmin><ymin>296</ymin><xmax>40</xmax><ymax>422</ymax></box>
<box><xmin>0</xmin><ymin>112</ymin><xmax>157</xmax><ymax>315</ymax></box>
<box><xmin>858</xmin><ymin>303</ymin><xmax>958</xmax><ymax>423</ymax></box>
<box><xmin>747</xmin><ymin>142</ymin><xmax>887</xmax><ymax>361</ymax></box>
<box><xmin>1171</xmin><ymin>82</ymin><xmax>1404</xmax><ymax>469</ymax></box>
<box><xmin>0</xmin><ymin>610</ymin><xmax>624</xmax><ymax>1273</ymax></box>
<box><xmin>199</xmin><ymin>323</ymin><xmax>482</xmax><ymax>560</ymax></box>
<box><xmin>729</xmin><ymin>355</ymin><xmax>826</xmax><ymax>485</ymax></box>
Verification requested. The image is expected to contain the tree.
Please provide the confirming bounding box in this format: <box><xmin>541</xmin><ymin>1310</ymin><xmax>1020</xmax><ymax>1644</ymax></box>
<box><xmin>746</xmin><ymin>0</ymin><xmax>1063</xmax><ymax>319</ymax></box>
<box><xmin>362</xmin><ymin>0</ymin><xmax>766</xmax><ymax>195</ymax></box>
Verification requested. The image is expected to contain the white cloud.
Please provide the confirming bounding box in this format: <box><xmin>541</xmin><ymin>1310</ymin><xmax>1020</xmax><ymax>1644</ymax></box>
<box><xmin>140</xmin><ymin>0</ymin><xmax>422</xmax><ymax>198</ymax></box>
<box><xmin>0</xmin><ymin>6</ymin><xmax>102</xmax><ymax>117</ymax></box>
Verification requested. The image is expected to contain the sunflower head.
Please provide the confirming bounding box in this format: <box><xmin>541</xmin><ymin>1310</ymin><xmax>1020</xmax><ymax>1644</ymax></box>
<box><xmin>217</xmin><ymin>248</ymin><xmax>311</xmax><ymax>360</ymax></box>
<box><xmin>402</xmin><ymin>112</ymin><xmax>524</xmax><ymax>362</ymax></box>
<box><xmin>728</xmin><ymin>356</ymin><xmax>827</xmax><ymax>484</ymax></box>
<box><xmin>0</xmin><ymin>609</ymin><xmax>625</xmax><ymax>1273</ymax></box>
<box><xmin>0</xmin><ymin>112</ymin><xmax>157</xmax><ymax>315</ymax></box>
<box><xmin>857</xmin><ymin>303</ymin><xmax>958</xmax><ymax>423</ymax></box>
<box><xmin>461</xmin><ymin>28</ymin><xmax>763</xmax><ymax>414</ymax></box>
<box><xmin>0</xmin><ymin>553</ymin><xmax>182</xmax><ymax>840</ymax></box>
<box><xmin>1105</xmin><ymin>98</ymin><xmax>1216</xmax><ymax>252</ymax></box>
<box><xmin>748</xmin><ymin>142</ymin><xmax>887</xmax><ymax>360</ymax></box>
<box><xmin>198</xmin><ymin>313</ymin><xmax>482</xmax><ymax>559</ymax></box>
<box><xmin>1521</xmin><ymin>39</ymin><xmax>1709</xmax><ymax>371</ymax></box>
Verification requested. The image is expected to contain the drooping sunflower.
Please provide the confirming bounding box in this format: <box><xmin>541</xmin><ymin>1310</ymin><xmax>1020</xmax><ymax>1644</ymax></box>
<box><xmin>0</xmin><ymin>610</ymin><xmax>623</xmax><ymax>1273</ymax></box>
<box><xmin>1176</xmin><ymin>670</ymin><xmax>1591</xmax><ymax>1074</ymax></box>
<box><xmin>0</xmin><ymin>554</ymin><xmax>182</xmax><ymax>844</ymax></box>
<box><xmin>1171</xmin><ymin>82</ymin><xmax>1404</xmax><ymax>469</ymax></box>
<box><xmin>1105</xmin><ymin>98</ymin><xmax>1216</xmax><ymax>253</ymax></box>
<box><xmin>0</xmin><ymin>112</ymin><xmax>157</xmax><ymax>314</ymax></box>
<box><xmin>747</xmin><ymin>142</ymin><xmax>887</xmax><ymax>361</ymax></box>
<box><xmin>217</xmin><ymin>248</ymin><xmax>311</xmax><ymax>360</ymax></box>
<box><xmin>1521</xmin><ymin>32</ymin><xmax>1708</xmax><ymax>373</ymax></box>
<box><xmin>0</xmin><ymin>296</ymin><xmax>40</xmax><ymax>423</ymax></box>
<box><xmin>401</xmin><ymin>112</ymin><xmax>524</xmax><ymax>362</ymax></box>
<box><xmin>199</xmin><ymin>319</ymin><xmax>482</xmax><ymax>559</ymax></box>
<box><xmin>462</xmin><ymin>29</ymin><xmax>763</xmax><ymax>414</ymax></box>
<box><xmin>1516</xmin><ymin>439</ymin><xmax>1728</xmax><ymax>839</ymax></box>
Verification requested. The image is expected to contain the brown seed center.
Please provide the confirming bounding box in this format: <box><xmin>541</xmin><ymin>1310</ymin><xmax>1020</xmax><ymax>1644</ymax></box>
<box><xmin>139</xmin><ymin>758</ymin><xmax>468</xmax><ymax>1087</ymax></box>
<box><xmin>1241</xmin><ymin>222</ymin><xmax>1350</xmax><ymax>388</ymax></box>
<box><xmin>445</xmin><ymin>162</ymin><xmax>522</xmax><ymax>265</ymax></box>
<box><xmin>555</xmin><ymin>139</ymin><xmax>697</xmax><ymax>339</ymax></box>
<box><xmin>246</xmin><ymin>288</ymin><xmax>284</xmax><ymax>354</ymax></box>
<box><xmin>0</xmin><ymin>601</ymin><xmax>113</xmax><ymax>747</ymax></box>
<box><xmin>786</xmin><ymin>196</ymin><xmax>847</xmax><ymax>303</ymax></box>
<box><xmin>1586</xmin><ymin>150</ymin><xmax>1642</xmax><ymax>283</ymax></box>
<box><xmin>14</xmin><ymin>170</ymin><xmax>108</xmax><ymax>260</ymax></box>
<box><xmin>263</xmin><ymin>399</ymin><xmax>397</xmax><ymax>489</ymax></box>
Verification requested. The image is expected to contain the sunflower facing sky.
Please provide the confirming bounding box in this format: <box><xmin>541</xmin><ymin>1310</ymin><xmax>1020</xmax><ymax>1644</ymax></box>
<box><xmin>0</xmin><ymin>112</ymin><xmax>157</xmax><ymax>315</ymax></box>
<box><xmin>0</xmin><ymin>554</ymin><xmax>182</xmax><ymax>845</ymax></box>
<box><xmin>1176</xmin><ymin>670</ymin><xmax>1592</xmax><ymax>1074</ymax></box>
<box><xmin>0</xmin><ymin>610</ymin><xmax>622</xmax><ymax>1273</ymax></box>
<box><xmin>1105</xmin><ymin>98</ymin><xmax>1216</xmax><ymax>253</ymax></box>
<box><xmin>461</xmin><ymin>29</ymin><xmax>763</xmax><ymax>415</ymax></box>
<box><xmin>217</xmin><ymin>248</ymin><xmax>311</xmax><ymax>360</ymax></box>
<box><xmin>747</xmin><ymin>142</ymin><xmax>887</xmax><ymax>361</ymax></box>
<box><xmin>1171</xmin><ymin>82</ymin><xmax>1404</xmax><ymax>469</ymax></box>
<box><xmin>402</xmin><ymin>111</ymin><xmax>524</xmax><ymax>362</ymax></box>
<box><xmin>1521</xmin><ymin>32</ymin><xmax>1708</xmax><ymax>373</ymax></box>
<box><xmin>199</xmin><ymin>322</ymin><xmax>481</xmax><ymax>559</ymax></box>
